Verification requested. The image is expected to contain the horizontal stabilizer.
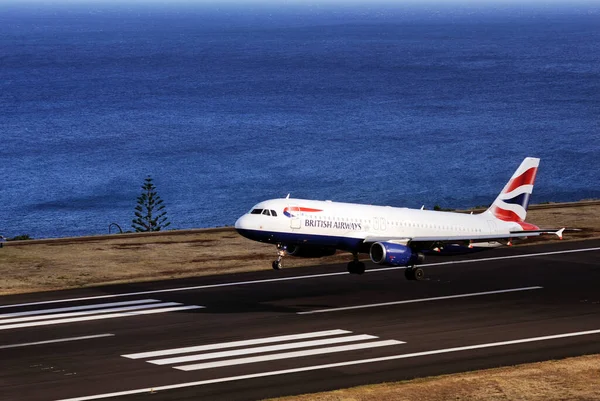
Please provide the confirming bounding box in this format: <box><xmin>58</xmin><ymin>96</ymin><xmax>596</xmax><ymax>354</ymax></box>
<box><xmin>510</xmin><ymin>227</ymin><xmax>577</xmax><ymax>240</ymax></box>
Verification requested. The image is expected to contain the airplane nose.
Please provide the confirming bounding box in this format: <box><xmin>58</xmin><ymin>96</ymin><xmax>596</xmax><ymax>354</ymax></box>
<box><xmin>235</xmin><ymin>214</ymin><xmax>256</xmax><ymax>241</ymax></box>
<box><xmin>235</xmin><ymin>214</ymin><xmax>248</xmax><ymax>231</ymax></box>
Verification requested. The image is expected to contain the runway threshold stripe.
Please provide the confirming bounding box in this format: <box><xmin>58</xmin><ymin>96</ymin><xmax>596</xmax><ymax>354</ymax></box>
<box><xmin>57</xmin><ymin>328</ymin><xmax>600</xmax><ymax>401</ymax></box>
<box><xmin>0</xmin><ymin>302</ymin><xmax>183</xmax><ymax>324</ymax></box>
<box><xmin>297</xmin><ymin>286</ymin><xmax>544</xmax><ymax>315</ymax></box>
<box><xmin>174</xmin><ymin>340</ymin><xmax>403</xmax><ymax>371</ymax></box>
<box><xmin>5</xmin><ymin>246</ymin><xmax>599</xmax><ymax>310</ymax></box>
<box><xmin>122</xmin><ymin>329</ymin><xmax>351</xmax><ymax>359</ymax></box>
<box><xmin>0</xmin><ymin>305</ymin><xmax>203</xmax><ymax>330</ymax></box>
<box><xmin>0</xmin><ymin>334</ymin><xmax>114</xmax><ymax>349</ymax></box>
<box><xmin>148</xmin><ymin>334</ymin><xmax>380</xmax><ymax>365</ymax></box>
<box><xmin>0</xmin><ymin>299</ymin><xmax>160</xmax><ymax>319</ymax></box>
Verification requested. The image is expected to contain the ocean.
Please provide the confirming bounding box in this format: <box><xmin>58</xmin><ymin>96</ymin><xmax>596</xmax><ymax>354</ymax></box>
<box><xmin>1</xmin><ymin>2</ymin><xmax>599</xmax><ymax>239</ymax></box>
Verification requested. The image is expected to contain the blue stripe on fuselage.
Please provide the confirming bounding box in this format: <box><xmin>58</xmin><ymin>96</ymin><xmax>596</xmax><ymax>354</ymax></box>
<box><xmin>236</xmin><ymin>229</ymin><xmax>494</xmax><ymax>257</ymax></box>
<box><xmin>235</xmin><ymin>228</ymin><xmax>366</xmax><ymax>253</ymax></box>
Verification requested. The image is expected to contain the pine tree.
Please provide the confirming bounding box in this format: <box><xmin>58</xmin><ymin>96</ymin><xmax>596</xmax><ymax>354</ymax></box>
<box><xmin>131</xmin><ymin>176</ymin><xmax>171</xmax><ymax>232</ymax></box>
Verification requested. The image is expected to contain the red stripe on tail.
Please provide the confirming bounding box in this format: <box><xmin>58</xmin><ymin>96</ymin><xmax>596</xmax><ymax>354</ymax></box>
<box><xmin>505</xmin><ymin>167</ymin><xmax>537</xmax><ymax>193</ymax></box>
<box><xmin>491</xmin><ymin>206</ymin><xmax>524</xmax><ymax>222</ymax></box>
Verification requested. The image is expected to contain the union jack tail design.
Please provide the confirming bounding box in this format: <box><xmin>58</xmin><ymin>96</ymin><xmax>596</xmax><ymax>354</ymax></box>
<box><xmin>487</xmin><ymin>157</ymin><xmax>539</xmax><ymax>223</ymax></box>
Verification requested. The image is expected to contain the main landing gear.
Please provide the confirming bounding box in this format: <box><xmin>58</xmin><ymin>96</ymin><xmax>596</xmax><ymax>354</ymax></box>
<box><xmin>404</xmin><ymin>266</ymin><xmax>425</xmax><ymax>281</ymax></box>
<box><xmin>272</xmin><ymin>244</ymin><xmax>286</xmax><ymax>270</ymax></box>
<box><xmin>347</xmin><ymin>253</ymin><xmax>366</xmax><ymax>275</ymax></box>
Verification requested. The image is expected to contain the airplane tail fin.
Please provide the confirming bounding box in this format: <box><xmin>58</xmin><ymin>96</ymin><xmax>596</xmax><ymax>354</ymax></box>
<box><xmin>486</xmin><ymin>157</ymin><xmax>540</xmax><ymax>223</ymax></box>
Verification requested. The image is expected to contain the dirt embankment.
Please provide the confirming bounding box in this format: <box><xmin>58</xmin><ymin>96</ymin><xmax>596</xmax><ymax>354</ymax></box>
<box><xmin>0</xmin><ymin>201</ymin><xmax>599</xmax><ymax>295</ymax></box>
<box><xmin>264</xmin><ymin>354</ymin><xmax>600</xmax><ymax>401</ymax></box>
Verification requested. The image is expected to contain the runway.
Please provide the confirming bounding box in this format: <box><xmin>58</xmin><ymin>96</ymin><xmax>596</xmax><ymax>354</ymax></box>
<box><xmin>1</xmin><ymin>239</ymin><xmax>599</xmax><ymax>401</ymax></box>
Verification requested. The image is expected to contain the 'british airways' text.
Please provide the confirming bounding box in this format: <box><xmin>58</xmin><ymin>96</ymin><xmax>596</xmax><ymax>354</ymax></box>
<box><xmin>304</xmin><ymin>219</ymin><xmax>362</xmax><ymax>230</ymax></box>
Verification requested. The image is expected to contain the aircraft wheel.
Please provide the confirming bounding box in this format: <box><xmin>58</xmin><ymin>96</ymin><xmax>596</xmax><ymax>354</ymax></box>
<box><xmin>355</xmin><ymin>262</ymin><xmax>366</xmax><ymax>275</ymax></box>
<box><xmin>413</xmin><ymin>267</ymin><xmax>425</xmax><ymax>280</ymax></box>
<box><xmin>404</xmin><ymin>268</ymin><xmax>416</xmax><ymax>280</ymax></box>
<box><xmin>272</xmin><ymin>261</ymin><xmax>282</xmax><ymax>270</ymax></box>
<box><xmin>348</xmin><ymin>261</ymin><xmax>365</xmax><ymax>274</ymax></box>
<box><xmin>347</xmin><ymin>261</ymin><xmax>365</xmax><ymax>274</ymax></box>
<box><xmin>347</xmin><ymin>261</ymin><xmax>357</xmax><ymax>274</ymax></box>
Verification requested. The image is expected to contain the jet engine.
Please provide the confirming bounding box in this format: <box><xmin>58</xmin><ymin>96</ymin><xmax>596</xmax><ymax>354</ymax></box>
<box><xmin>286</xmin><ymin>245</ymin><xmax>337</xmax><ymax>258</ymax></box>
<box><xmin>370</xmin><ymin>242</ymin><xmax>425</xmax><ymax>266</ymax></box>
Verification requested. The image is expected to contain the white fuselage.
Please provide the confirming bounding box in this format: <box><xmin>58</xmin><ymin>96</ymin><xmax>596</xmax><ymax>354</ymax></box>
<box><xmin>235</xmin><ymin>198</ymin><xmax>524</xmax><ymax>251</ymax></box>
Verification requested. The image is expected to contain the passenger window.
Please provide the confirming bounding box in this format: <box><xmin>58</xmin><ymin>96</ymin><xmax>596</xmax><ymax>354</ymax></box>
<box><xmin>251</xmin><ymin>209</ymin><xmax>263</xmax><ymax>215</ymax></box>
<box><xmin>271</xmin><ymin>210</ymin><xmax>277</xmax><ymax>216</ymax></box>
<box><xmin>262</xmin><ymin>209</ymin><xmax>271</xmax><ymax>216</ymax></box>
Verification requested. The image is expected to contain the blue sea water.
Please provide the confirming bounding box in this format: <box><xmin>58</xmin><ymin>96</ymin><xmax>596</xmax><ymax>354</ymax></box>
<box><xmin>1</xmin><ymin>2</ymin><xmax>599</xmax><ymax>239</ymax></box>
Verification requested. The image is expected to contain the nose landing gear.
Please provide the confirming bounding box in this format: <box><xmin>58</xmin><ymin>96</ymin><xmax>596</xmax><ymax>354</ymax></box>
<box><xmin>272</xmin><ymin>244</ymin><xmax>286</xmax><ymax>270</ymax></box>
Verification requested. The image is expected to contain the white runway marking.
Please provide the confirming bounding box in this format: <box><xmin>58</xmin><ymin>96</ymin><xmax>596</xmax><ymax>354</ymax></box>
<box><xmin>0</xmin><ymin>305</ymin><xmax>203</xmax><ymax>331</ymax></box>
<box><xmin>124</xmin><ymin>329</ymin><xmax>403</xmax><ymax>371</ymax></box>
<box><xmin>123</xmin><ymin>329</ymin><xmax>352</xmax><ymax>359</ymax></box>
<box><xmin>5</xmin><ymin>246</ymin><xmax>600</xmax><ymax>309</ymax></box>
<box><xmin>0</xmin><ymin>302</ymin><xmax>183</xmax><ymax>324</ymax></box>
<box><xmin>175</xmin><ymin>340</ymin><xmax>403</xmax><ymax>371</ymax></box>
<box><xmin>0</xmin><ymin>299</ymin><xmax>160</xmax><ymax>319</ymax></box>
<box><xmin>148</xmin><ymin>335</ymin><xmax>380</xmax><ymax>365</ymax></box>
<box><xmin>58</xmin><ymin>328</ymin><xmax>600</xmax><ymax>401</ymax></box>
<box><xmin>297</xmin><ymin>286</ymin><xmax>544</xmax><ymax>315</ymax></box>
<box><xmin>0</xmin><ymin>334</ymin><xmax>114</xmax><ymax>349</ymax></box>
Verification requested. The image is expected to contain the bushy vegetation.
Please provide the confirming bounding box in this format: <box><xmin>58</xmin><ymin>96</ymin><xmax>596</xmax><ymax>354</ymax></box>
<box><xmin>6</xmin><ymin>234</ymin><xmax>32</xmax><ymax>241</ymax></box>
<box><xmin>433</xmin><ymin>205</ymin><xmax>455</xmax><ymax>212</ymax></box>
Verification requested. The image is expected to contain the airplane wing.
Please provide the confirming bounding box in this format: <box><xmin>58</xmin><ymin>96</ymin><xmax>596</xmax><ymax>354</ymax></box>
<box><xmin>363</xmin><ymin>228</ymin><xmax>565</xmax><ymax>247</ymax></box>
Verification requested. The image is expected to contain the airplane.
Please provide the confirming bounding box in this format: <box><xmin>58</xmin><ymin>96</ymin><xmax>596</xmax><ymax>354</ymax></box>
<box><xmin>235</xmin><ymin>157</ymin><xmax>565</xmax><ymax>280</ymax></box>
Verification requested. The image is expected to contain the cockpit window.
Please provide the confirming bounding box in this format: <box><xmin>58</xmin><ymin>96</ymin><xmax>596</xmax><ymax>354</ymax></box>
<box><xmin>250</xmin><ymin>208</ymin><xmax>277</xmax><ymax>217</ymax></box>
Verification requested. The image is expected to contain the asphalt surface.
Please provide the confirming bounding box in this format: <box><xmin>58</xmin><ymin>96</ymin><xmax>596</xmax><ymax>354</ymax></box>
<box><xmin>1</xmin><ymin>239</ymin><xmax>599</xmax><ymax>401</ymax></box>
